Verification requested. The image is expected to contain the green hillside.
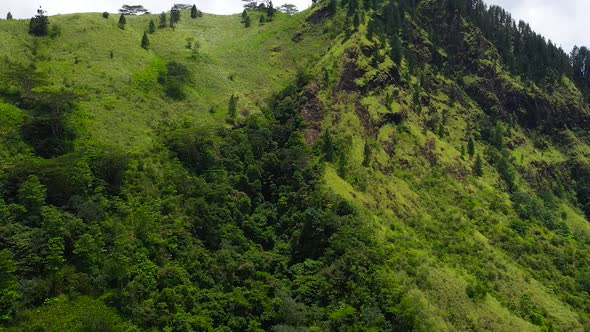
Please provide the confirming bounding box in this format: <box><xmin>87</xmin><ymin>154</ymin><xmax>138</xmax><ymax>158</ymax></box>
<box><xmin>1</xmin><ymin>1</ymin><xmax>590</xmax><ymax>331</ymax></box>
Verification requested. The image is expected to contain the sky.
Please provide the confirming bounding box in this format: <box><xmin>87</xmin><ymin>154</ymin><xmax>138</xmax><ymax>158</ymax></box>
<box><xmin>0</xmin><ymin>0</ymin><xmax>312</xmax><ymax>19</ymax></box>
<box><xmin>1</xmin><ymin>0</ymin><xmax>587</xmax><ymax>51</ymax></box>
<box><xmin>476</xmin><ymin>0</ymin><xmax>587</xmax><ymax>52</ymax></box>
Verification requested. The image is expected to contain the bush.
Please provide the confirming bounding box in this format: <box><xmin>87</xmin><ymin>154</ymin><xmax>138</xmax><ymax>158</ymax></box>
<box><xmin>159</xmin><ymin>61</ymin><xmax>190</xmax><ymax>99</ymax></box>
<box><xmin>102</xmin><ymin>12</ymin><xmax>109</xmax><ymax>18</ymax></box>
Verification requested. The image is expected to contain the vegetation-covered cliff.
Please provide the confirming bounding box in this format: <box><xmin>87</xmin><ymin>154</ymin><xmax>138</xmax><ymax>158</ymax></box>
<box><xmin>1</xmin><ymin>1</ymin><xmax>590</xmax><ymax>330</ymax></box>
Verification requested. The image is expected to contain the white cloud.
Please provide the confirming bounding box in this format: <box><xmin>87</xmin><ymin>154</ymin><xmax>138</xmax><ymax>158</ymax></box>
<box><xmin>1</xmin><ymin>0</ymin><xmax>311</xmax><ymax>19</ymax></box>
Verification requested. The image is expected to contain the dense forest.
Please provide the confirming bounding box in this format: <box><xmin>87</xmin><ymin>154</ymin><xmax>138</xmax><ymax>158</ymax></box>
<box><xmin>1</xmin><ymin>0</ymin><xmax>590</xmax><ymax>330</ymax></box>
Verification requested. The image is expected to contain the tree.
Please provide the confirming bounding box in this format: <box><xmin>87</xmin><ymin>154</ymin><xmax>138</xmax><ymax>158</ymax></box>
<box><xmin>241</xmin><ymin>10</ymin><xmax>248</xmax><ymax>23</ymax></box>
<box><xmin>191</xmin><ymin>4</ymin><xmax>198</xmax><ymax>19</ymax></box>
<box><xmin>267</xmin><ymin>1</ymin><xmax>275</xmax><ymax>20</ymax></box>
<box><xmin>118</xmin><ymin>5</ymin><xmax>149</xmax><ymax>15</ymax></box>
<box><xmin>7</xmin><ymin>12</ymin><xmax>13</xmax><ymax>20</ymax></box>
<box><xmin>141</xmin><ymin>32</ymin><xmax>150</xmax><ymax>49</ymax></box>
<box><xmin>102</xmin><ymin>12</ymin><xmax>109</xmax><ymax>19</ymax></box>
<box><xmin>118</xmin><ymin>14</ymin><xmax>126</xmax><ymax>29</ymax></box>
<box><xmin>328</xmin><ymin>0</ymin><xmax>337</xmax><ymax>15</ymax></box>
<box><xmin>493</xmin><ymin>121</ymin><xmax>505</xmax><ymax>150</ymax></box>
<box><xmin>18</xmin><ymin>175</ymin><xmax>47</xmax><ymax>218</ymax></box>
<box><xmin>148</xmin><ymin>19</ymin><xmax>156</xmax><ymax>33</ymax></box>
<box><xmin>0</xmin><ymin>250</ymin><xmax>19</xmax><ymax>324</ymax></box>
<box><xmin>497</xmin><ymin>155</ymin><xmax>516</xmax><ymax>191</ymax></box>
<box><xmin>228</xmin><ymin>94</ymin><xmax>239</xmax><ymax>120</ymax></box>
<box><xmin>242</xmin><ymin>0</ymin><xmax>258</xmax><ymax>10</ymax></box>
<box><xmin>170</xmin><ymin>6</ymin><xmax>181</xmax><ymax>25</ymax></box>
<box><xmin>159</xmin><ymin>12</ymin><xmax>167</xmax><ymax>28</ymax></box>
<box><xmin>279</xmin><ymin>4</ymin><xmax>299</xmax><ymax>15</ymax></box>
<box><xmin>363</xmin><ymin>140</ymin><xmax>371</xmax><ymax>167</ymax></box>
<box><xmin>173</xmin><ymin>4</ymin><xmax>193</xmax><ymax>10</ymax></box>
<box><xmin>473</xmin><ymin>154</ymin><xmax>483</xmax><ymax>177</ymax></box>
<box><xmin>29</xmin><ymin>7</ymin><xmax>49</xmax><ymax>36</ymax></box>
<box><xmin>322</xmin><ymin>129</ymin><xmax>335</xmax><ymax>162</ymax></box>
<box><xmin>259</xmin><ymin>15</ymin><xmax>266</xmax><ymax>25</ymax></box>
<box><xmin>390</xmin><ymin>34</ymin><xmax>403</xmax><ymax>64</ymax></box>
<box><xmin>244</xmin><ymin>15</ymin><xmax>251</xmax><ymax>28</ymax></box>
<box><xmin>352</xmin><ymin>12</ymin><xmax>360</xmax><ymax>29</ymax></box>
<box><xmin>467</xmin><ymin>136</ymin><xmax>475</xmax><ymax>158</ymax></box>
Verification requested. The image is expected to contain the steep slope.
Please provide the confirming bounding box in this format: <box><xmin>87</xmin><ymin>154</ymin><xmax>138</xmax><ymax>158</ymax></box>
<box><xmin>1</xmin><ymin>1</ymin><xmax>590</xmax><ymax>331</ymax></box>
<box><xmin>0</xmin><ymin>11</ymin><xmax>328</xmax><ymax>150</ymax></box>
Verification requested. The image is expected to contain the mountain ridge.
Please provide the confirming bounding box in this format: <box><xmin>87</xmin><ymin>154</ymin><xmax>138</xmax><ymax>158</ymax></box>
<box><xmin>1</xmin><ymin>1</ymin><xmax>590</xmax><ymax>330</ymax></box>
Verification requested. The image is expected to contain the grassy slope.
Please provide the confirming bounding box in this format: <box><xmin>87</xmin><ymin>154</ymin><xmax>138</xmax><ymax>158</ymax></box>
<box><xmin>0</xmin><ymin>10</ymin><xmax>328</xmax><ymax>151</ymax></box>
<box><xmin>310</xmin><ymin>12</ymin><xmax>590</xmax><ymax>331</ymax></box>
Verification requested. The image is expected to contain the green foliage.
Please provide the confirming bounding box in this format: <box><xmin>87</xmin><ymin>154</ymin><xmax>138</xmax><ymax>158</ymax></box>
<box><xmin>170</xmin><ymin>6</ymin><xmax>181</xmax><ymax>26</ymax></box>
<box><xmin>118</xmin><ymin>14</ymin><xmax>126</xmax><ymax>29</ymax></box>
<box><xmin>159</xmin><ymin>61</ymin><xmax>190</xmax><ymax>99</ymax></box>
<box><xmin>267</xmin><ymin>1</ymin><xmax>275</xmax><ymax>20</ymax></box>
<box><xmin>148</xmin><ymin>19</ymin><xmax>156</xmax><ymax>33</ymax></box>
<box><xmin>327</xmin><ymin>0</ymin><xmax>337</xmax><ymax>15</ymax></box>
<box><xmin>467</xmin><ymin>136</ymin><xmax>475</xmax><ymax>158</ymax></box>
<box><xmin>473</xmin><ymin>154</ymin><xmax>483</xmax><ymax>177</ymax></box>
<box><xmin>18</xmin><ymin>175</ymin><xmax>47</xmax><ymax>219</ymax></box>
<box><xmin>158</xmin><ymin>12</ymin><xmax>167</xmax><ymax>28</ymax></box>
<box><xmin>141</xmin><ymin>32</ymin><xmax>150</xmax><ymax>49</ymax></box>
<box><xmin>466</xmin><ymin>279</ymin><xmax>489</xmax><ymax>301</ymax></box>
<box><xmin>228</xmin><ymin>94</ymin><xmax>239</xmax><ymax>121</ymax></box>
<box><xmin>29</xmin><ymin>9</ymin><xmax>49</xmax><ymax>36</ymax></box>
<box><xmin>191</xmin><ymin>5</ymin><xmax>199</xmax><ymax>19</ymax></box>
<box><xmin>245</xmin><ymin>15</ymin><xmax>252</xmax><ymax>28</ymax></box>
<box><xmin>12</xmin><ymin>296</ymin><xmax>135</xmax><ymax>331</ymax></box>
<box><xmin>0</xmin><ymin>250</ymin><xmax>19</xmax><ymax>324</ymax></box>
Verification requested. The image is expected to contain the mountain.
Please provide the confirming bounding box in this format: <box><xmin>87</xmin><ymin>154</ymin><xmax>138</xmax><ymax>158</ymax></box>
<box><xmin>1</xmin><ymin>1</ymin><xmax>590</xmax><ymax>330</ymax></box>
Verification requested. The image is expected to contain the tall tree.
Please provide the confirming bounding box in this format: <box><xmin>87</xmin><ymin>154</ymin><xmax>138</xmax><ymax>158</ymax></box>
<box><xmin>241</xmin><ymin>10</ymin><xmax>248</xmax><ymax>23</ymax></box>
<box><xmin>118</xmin><ymin>14</ymin><xmax>126</xmax><ymax>29</ymax></box>
<box><xmin>191</xmin><ymin>4</ymin><xmax>198</xmax><ymax>19</ymax></box>
<box><xmin>467</xmin><ymin>136</ymin><xmax>475</xmax><ymax>158</ymax></box>
<box><xmin>473</xmin><ymin>154</ymin><xmax>483</xmax><ymax>177</ymax></box>
<box><xmin>228</xmin><ymin>94</ymin><xmax>238</xmax><ymax>120</ymax></box>
<box><xmin>148</xmin><ymin>19</ymin><xmax>156</xmax><ymax>33</ymax></box>
<box><xmin>322</xmin><ymin>129</ymin><xmax>335</xmax><ymax>162</ymax></box>
<box><xmin>170</xmin><ymin>6</ymin><xmax>181</xmax><ymax>25</ymax></box>
<box><xmin>6</xmin><ymin>12</ymin><xmax>13</xmax><ymax>20</ymax></box>
<box><xmin>29</xmin><ymin>7</ymin><xmax>49</xmax><ymax>36</ymax></box>
<box><xmin>0</xmin><ymin>250</ymin><xmax>19</xmax><ymax>323</ymax></box>
<box><xmin>267</xmin><ymin>1</ymin><xmax>275</xmax><ymax>20</ymax></box>
<box><xmin>141</xmin><ymin>32</ymin><xmax>150</xmax><ymax>49</ymax></box>
<box><xmin>328</xmin><ymin>0</ymin><xmax>337</xmax><ymax>15</ymax></box>
<box><xmin>158</xmin><ymin>12</ymin><xmax>167</xmax><ymax>28</ymax></box>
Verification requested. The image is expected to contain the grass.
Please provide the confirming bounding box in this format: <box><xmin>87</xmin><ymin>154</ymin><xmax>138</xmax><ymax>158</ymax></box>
<box><xmin>0</xmin><ymin>10</ymin><xmax>330</xmax><ymax>151</ymax></box>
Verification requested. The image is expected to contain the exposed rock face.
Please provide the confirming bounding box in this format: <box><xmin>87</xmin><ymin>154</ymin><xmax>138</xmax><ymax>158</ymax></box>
<box><xmin>301</xmin><ymin>82</ymin><xmax>325</xmax><ymax>144</ymax></box>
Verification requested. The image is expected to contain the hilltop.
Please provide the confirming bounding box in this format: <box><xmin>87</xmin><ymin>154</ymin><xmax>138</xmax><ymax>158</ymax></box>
<box><xmin>1</xmin><ymin>1</ymin><xmax>590</xmax><ymax>331</ymax></box>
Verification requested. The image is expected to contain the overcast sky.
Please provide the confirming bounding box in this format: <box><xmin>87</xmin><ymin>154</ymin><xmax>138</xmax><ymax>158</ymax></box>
<box><xmin>486</xmin><ymin>0</ymin><xmax>588</xmax><ymax>52</ymax></box>
<box><xmin>1</xmin><ymin>0</ymin><xmax>587</xmax><ymax>51</ymax></box>
<box><xmin>1</xmin><ymin>0</ymin><xmax>312</xmax><ymax>18</ymax></box>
